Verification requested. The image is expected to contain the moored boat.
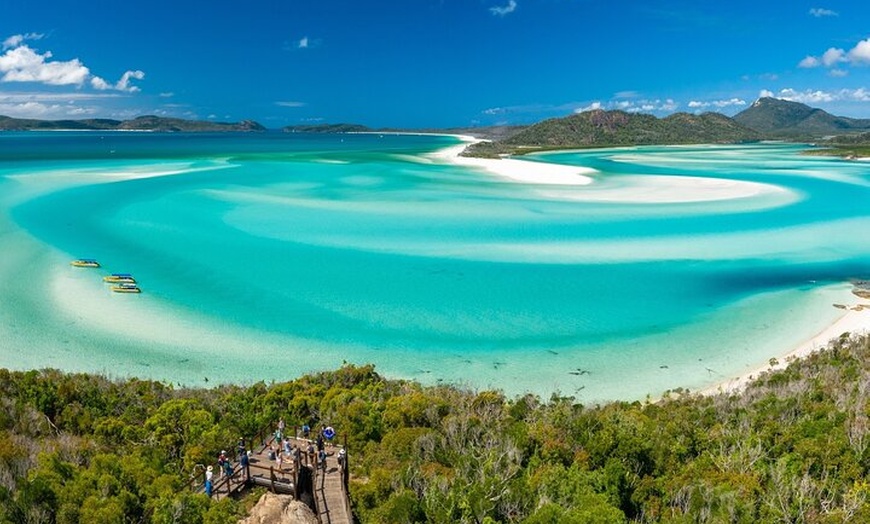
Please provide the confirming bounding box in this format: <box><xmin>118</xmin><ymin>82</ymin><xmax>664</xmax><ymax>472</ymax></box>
<box><xmin>103</xmin><ymin>273</ymin><xmax>136</xmax><ymax>284</ymax></box>
<box><xmin>71</xmin><ymin>259</ymin><xmax>100</xmax><ymax>268</ymax></box>
<box><xmin>111</xmin><ymin>283</ymin><xmax>141</xmax><ymax>293</ymax></box>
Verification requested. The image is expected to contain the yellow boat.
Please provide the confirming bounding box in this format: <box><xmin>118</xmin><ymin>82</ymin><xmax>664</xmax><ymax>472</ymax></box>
<box><xmin>111</xmin><ymin>283</ymin><xmax>141</xmax><ymax>294</ymax></box>
<box><xmin>103</xmin><ymin>273</ymin><xmax>136</xmax><ymax>284</ymax></box>
<box><xmin>71</xmin><ymin>259</ymin><xmax>100</xmax><ymax>268</ymax></box>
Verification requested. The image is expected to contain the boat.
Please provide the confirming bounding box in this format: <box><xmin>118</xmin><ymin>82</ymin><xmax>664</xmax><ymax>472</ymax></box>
<box><xmin>111</xmin><ymin>283</ymin><xmax>141</xmax><ymax>294</ymax></box>
<box><xmin>71</xmin><ymin>259</ymin><xmax>100</xmax><ymax>268</ymax></box>
<box><xmin>103</xmin><ymin>273</ymin><xmax>136</xmax><ymax>284</ymax></box>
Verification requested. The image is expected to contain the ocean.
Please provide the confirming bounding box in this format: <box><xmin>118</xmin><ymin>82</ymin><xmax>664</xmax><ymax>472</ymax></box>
<box><xmin>1</xmin><ymin>132</ymin><xmax>867</xmax><ymax>401</ymax></box>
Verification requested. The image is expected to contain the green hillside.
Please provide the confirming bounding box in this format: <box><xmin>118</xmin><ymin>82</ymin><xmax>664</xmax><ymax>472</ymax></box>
<box><xmin>463</xmin><ymin>109</ymin><xmax>759</xmax><ymax>157</ymax></box>
<box><xmin>0</xmin><ymin>115</ymin><xmax>266</xmax><ymax>132</ymax></box>
<box><xmin>733</xmin><ymin>97</ymin><xmax>870</xmax><ymax>137</ymax></box>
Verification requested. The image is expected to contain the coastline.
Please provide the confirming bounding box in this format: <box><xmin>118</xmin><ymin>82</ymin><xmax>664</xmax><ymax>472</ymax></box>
<box><xmin>429</xmin><ymin>136</ymin><xmax>794</xmax><ymax>204</ymax></box>
<box><xmin>426</xmin><ymin>135</ymin><xmax>597</xmax><ymax>186</ymax></box>
<box><xmin>701</xmin><ymin>290</ymin><xmax>870</xmax><ymax>396</ymax></box>
<box><xmin>428</xmin><ymin>136</ymin><xmax>870</xmax><ymax>397</ymax></box>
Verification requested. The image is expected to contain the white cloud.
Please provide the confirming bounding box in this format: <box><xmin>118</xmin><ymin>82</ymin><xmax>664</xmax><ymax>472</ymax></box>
<box><xmin>809</xmin><ymin>8</ymin><xmax>838</xmax><ymax>17</ymax></box>
<box><xmin>0</xmin><ymin>45</ymin><xmax>91</xmax><ymax>85</ymax></box>
<box><xmin>688</xmin><ymin>98</ymin><xmax>747</xmax><ymax>110</ymax></box>
<box><xmin>798</xmin><ymin>55</ymin><xmax>820</xmax><ymax>68</ymax></box>
<box><xmin>2</xmin><ymin>33</ymin><xmax>43</xmax><ymax>50</ymax></box>
<box><xmin>613</xmin><ymin>90</ymin><xmax>639</xmax><ymax>99</ymax></box>
<box><xmin>116</xmin><ymin>70</ymin><xmax>145</xmax><ymax>92</ymax></box>
<box><xmin>0</xmin><ymin>37</ymin><xmax>144</xmax><ymax>92</ymax></box>
<box><xmin>159</xmin><ymin>92</ymin><xmax>174</xmax><ymax>98</ymax></box>
<box><xmin>490</xmin><ymin>0</ymin><xmax>517</xmax><ymax>16</ymax></box>
<box><xmin>847</xmin><ymin>38</ymin><xmax>870</xmax><ymax>64</ymax></box>
<box><xmin>575</xmin><ymin>101</ymin><xmax>602</xmax><ymax>113</ymax></box>
<box><xmin>276</xmin><ymin>101</ymin><xmax>306</xmax><ymax>107</ymax></box>
<box><xmin>298</xmin><ymin>37</ymin><xmax>309</xmax><ymax>49</ymax></box>
<box><xmin>800</xmin><ymin>38</ymin><xmax>870</xmax><ymax>70</ymax></box>
<box><xmin>762</xmin><ymin>87</ymin><xmax>870</xmax><ymax>104</ymax></box>
<box><xmin>759</xmin><ymin>89</ymin><xmax>775</xmax><ymax>98</ymax></box>
<box><xmin>829</xmin><ymin>69</ymin><xmax>848</xmax><ymax>77</ymax></box>
<box><xmin>821</xmin><ymin>47</ymin><xmax>846</xmax><ymax>67</ymax></box>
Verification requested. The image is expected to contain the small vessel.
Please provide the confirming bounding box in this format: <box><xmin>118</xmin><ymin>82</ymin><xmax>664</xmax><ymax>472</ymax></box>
<box><xmin>71</xmin><ymin>259</ymin><xmax>100</xmax><ymax>268</ymax></box>
<box><xmin>111</xmin><ymin>283</ymin><xmax>141</xmax><ymax>294</ymax></box>
<box><xmin>103</xmin><ymin>273</ymin><xmax>136</xmax><ymax>284</ymax></box>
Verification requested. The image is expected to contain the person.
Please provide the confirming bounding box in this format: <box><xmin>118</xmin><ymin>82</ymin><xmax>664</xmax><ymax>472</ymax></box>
<box><xmin>237</xmin><ymin>438</ymin><xmax>246</xmax><ymax>458</ymax></box>
<box><xmin>240</xmin><ymin>449</ymin><xmax>250</xmax><ymax>472</ymax></box>
<box><xmin>302</xmin><ymin>424</ymin><xmax>310</xmax><ymax>438</ymax></box>
<box><xmin>217</xmin><ymin>451</ymin><xmax>227</xmax><ymax>479</ymax></box>
<box><xmin>283</xmin><ymin>437</ymin><xmax>291</xmax><ymax>455</ymax></box>
<box><xmin>337</xmin><ymin>448</ymin><xmax>346</xmax><ymax>470</ymax></box>
<box><xmin>276</xmin><ymin>448</ymin><xmax>284</xmax><ymax>470</ymax></box>
<box><xmin>205</xmin><ymin>465</ymin><xmax>214</xmax><ymax>497</ymax></box>
<box><xmin>307</xmin><ymin>442</ymin><xmax>315</xmax><ymax>465</ymax></box>
<box><xmin>278</xmin><ymin>418</ymin><xmax>285</xmax><ymax>433</ymax></box>
<box><xmin>223</xmin><ymin>458</ymin><xmax>233</xmax><ymax>479</ymax></box>
<box><xmin>316</xmin><ymin>433</ymin><xmax>324</xmax><ymax>453</ymax></box>
<box><xmin>267</xmin><ymin>445</ymin><xmax>276</xmax><ymax>461</ymax></box>
<box><xmin>318</xmin><ymin>448</ymin><xmax>327</xmax><ymax>470</ymax></box>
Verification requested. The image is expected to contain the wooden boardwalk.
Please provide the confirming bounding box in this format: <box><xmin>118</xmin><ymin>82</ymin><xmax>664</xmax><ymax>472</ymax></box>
<box><xmin>190</xmin><ymin>430</ymin><xmax>352</xmax><ymax>524</ymax></box>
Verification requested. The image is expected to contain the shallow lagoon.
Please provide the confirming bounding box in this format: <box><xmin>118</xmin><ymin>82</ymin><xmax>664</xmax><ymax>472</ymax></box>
<box><xmin>1</xmin><ymin>133</ymin><xmax>867</xmax><ymax>401</ymax></box>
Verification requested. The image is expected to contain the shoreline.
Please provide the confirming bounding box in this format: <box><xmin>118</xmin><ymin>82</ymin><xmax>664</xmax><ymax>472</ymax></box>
<box><xmin>428</xmin><ymin>136</ymin><xmax>795</xmax><ymax>204</ymax></box>
<box><xmin>701</xmin><ymin>291</ymin><xmax>870</xmax><ymax>396</ymax></box>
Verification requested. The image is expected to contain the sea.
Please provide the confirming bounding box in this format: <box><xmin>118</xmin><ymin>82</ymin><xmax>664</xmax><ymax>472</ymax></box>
<box><xmin>0</xmin><ymin>131</ymin><xmax>867</xmax><ymax>401</ymax></box>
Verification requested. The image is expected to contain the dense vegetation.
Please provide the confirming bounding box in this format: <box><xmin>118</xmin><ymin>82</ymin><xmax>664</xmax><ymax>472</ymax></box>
<box><xmin>0</xmin><ymin>115</ymin><xmax>265</xmax><ymax>132</ymax></box>
<box><xmin>733</xmin><ymin>97</ymin><xmax>870</xmax><ymax>138</ymax></box>
<box><xmin>1</xmin><ymin>333</ymin><xmax>869</xmax><ymax>523</ymax></box>
<box><xmin>462</xmin><ymin>110</ymin><xmax>759</xmax><ymax>158</ymax></box>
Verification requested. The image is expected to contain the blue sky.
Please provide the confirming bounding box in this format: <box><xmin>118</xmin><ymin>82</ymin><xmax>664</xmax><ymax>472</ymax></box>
<box><xmin>1</xmin><ymin>0</ymin><xmax>870</xmax><ymax>128</ymax></box>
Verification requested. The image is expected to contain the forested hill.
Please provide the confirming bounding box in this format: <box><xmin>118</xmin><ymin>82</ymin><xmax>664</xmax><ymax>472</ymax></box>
<box><xmin>734</xmin><ymin>97</ymin><xmax>870</xmax><ymax>137</ymax></box>
<box><xmin>463</xmin><ymin>109</ymin><xmax>760</xmax><ymax>157</ymax></box>
<box><xmin>0</xmin><ymin>115</ymin><xmax>266</xmax><ymax>132</ymax></box>
<box><xmin>503</xmin><ymin>109</ymin><xmax>759</xmax><ymax>147</ymax></box>
<box><xmin>1</xmin><ymin>332</ymin><xmax>869</xmax><ymax>522</ymax></box>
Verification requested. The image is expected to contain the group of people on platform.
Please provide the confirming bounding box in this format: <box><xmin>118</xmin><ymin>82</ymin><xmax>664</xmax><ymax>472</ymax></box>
<box><xmin>203</xmin><ymin>418</ymin><xmax>345</xmax><ymax>497</ymax></box>
<box><xmin>269</xmin><ymin>419</ymin><xmax>342</xmax><ymax>471</ymax></box>
<box><xmin>204</xmin><ymin>439</ymin><xmax>250</xmax><ymax>497</ymax></box>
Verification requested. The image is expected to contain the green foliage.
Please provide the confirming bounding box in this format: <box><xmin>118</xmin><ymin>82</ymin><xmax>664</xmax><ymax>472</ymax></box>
<box><xmin>1</xmin><ymin>335</ymin><xmax>869</xmax><ymax>522</ymax></box>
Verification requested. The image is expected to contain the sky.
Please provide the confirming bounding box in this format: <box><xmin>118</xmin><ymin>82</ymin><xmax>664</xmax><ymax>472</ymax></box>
<box><xmin>1</xmin><ymin>0</ymin><xmax>870</xmax><ymax>128</ymax></box>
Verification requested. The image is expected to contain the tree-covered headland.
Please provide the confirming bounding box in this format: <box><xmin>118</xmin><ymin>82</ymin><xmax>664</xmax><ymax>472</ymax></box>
<box><xmin>1</xmin><ymin>333</ymin><xmax>869</xmax><ymax>523</ymax></box>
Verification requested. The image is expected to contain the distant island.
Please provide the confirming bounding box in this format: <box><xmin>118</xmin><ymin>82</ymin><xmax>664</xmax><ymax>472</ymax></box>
<box><xmin>6</xmin><ymin>97</ymin><xmax>870</xmax><ymax>158</ymax></box>
<box><xmin>0</xmin><ymin>114</ymin><xmax>266</xmax><ymax>132</ymax></box>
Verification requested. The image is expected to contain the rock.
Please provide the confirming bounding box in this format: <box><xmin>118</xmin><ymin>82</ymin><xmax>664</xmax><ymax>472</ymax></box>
<box><xmin>238</xmin><ymin>493</ymin><xmax>318</xmax><ymax>524</ymax></box>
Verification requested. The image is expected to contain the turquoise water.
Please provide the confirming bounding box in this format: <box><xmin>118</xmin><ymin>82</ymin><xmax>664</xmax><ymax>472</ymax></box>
<box><xmin>0</xmin><ymin>133</ymin><xmax>868</xmax><ymax>400</ymax></box>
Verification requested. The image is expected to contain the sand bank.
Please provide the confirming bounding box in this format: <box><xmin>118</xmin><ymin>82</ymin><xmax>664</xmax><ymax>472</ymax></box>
<box><xmin>431</xmin><ymin>138</ymin><xmax>792</xmax><ymax>204</ymax></box>
<box><xmin>702</xmin><ymin>292</ymin><xmax>870</xmax><ymax>396</ymax></box>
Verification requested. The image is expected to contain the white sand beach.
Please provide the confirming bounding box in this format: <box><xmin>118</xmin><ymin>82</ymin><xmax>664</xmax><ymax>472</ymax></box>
<box><xmin>702</xmin><ymin>293</ymin><xmax>870</xmax><ymax>396</ymax></box>
<box><xmin>431</xmin><ymin>137</ymin><xmax>793</xmax><ymax>204</ymax></box>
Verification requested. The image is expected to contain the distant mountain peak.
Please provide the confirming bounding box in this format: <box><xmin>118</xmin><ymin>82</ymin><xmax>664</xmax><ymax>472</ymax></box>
<box><xmin>734</xmin><ymin>98</ymin><xmax>870</xmax><ymax>137</ymax></box>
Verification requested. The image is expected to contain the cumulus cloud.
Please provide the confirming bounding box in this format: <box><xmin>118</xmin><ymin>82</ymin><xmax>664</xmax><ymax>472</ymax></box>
<box><xmin>2</xmin><ymin>33</ymin><xmax>44</xmax><ymax>50</ymax></box>
<box><xmin>848</xmin><ymin>38</ymin><xmax>870</xmax><ymax>64</ymax></box>
<box><xmin>575</xmin><ymin>101</ymin><xmax>603</xmax><ymax>113</ymax></box>
<box><xmin>800</xmin><ymin>38</ymin><xmax>870</xmax><ymax>70</ymax></box>
<box><xmin>687</xmin><ymin>98</ymin><xmax>747</xmax><ymax>109</ymax></box>
<box><xmin>0</xmin><ymin>45</ymin><xmax>91</xmax><ymax>85</ymax></box>
<box><xmin>490</xmin><ymin>0</ymin><xmax>517</xmax><ymax>16</ymax></box>
<box><xmin>799</xmin><ymin>56</ymin><xmax>820</xmax><ymax>68</ymax></box>
<box><xmin>809</xmin><ymin>7</ymin><xmax>838</xmax><ymax>17</ymax></box>
<box><xmin>761</xmin><ymin>87</ymin><xmax>870</xmax><ymax>104</ymax></box>
<box><xmin>0</xmin><ymin>36</ymin><xmax>144</xmax><ymax>92</ymax></box>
